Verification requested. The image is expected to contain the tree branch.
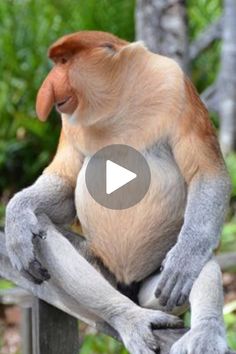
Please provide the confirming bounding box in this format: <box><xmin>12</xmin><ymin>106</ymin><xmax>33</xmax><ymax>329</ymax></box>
<box><xmin>190</xmin><ymin>17</ymin><xmax>222</xmax><ymax>60</ymax></box>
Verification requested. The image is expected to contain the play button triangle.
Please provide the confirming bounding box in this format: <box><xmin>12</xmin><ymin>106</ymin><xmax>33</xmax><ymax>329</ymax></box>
<box><xmin>85</xmin><ymin>144</ymin><xmax>151</xmax><ymax>210</ymax></box>
<box><xmin>106</xmin><ymin>160</ymin><xmax>137</xmax><ymax>195</ymax></box>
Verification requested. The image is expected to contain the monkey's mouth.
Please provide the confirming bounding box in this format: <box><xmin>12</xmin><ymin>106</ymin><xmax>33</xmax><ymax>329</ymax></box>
<box><xmin>55</xmin><ymin>96</ymin><xmax>78</xmax><ymax>114</ymax></box>
<box><xmin>56</xmin><ymin>96</ymin><xmax>72</xmax><ymax>110</ymax></box>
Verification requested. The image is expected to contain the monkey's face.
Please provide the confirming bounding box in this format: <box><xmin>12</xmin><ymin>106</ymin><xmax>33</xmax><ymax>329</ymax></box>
<box><xmin>36</xmin><ymin>31</ymin><xmax>131</xmax><ymax>125</ymax></box>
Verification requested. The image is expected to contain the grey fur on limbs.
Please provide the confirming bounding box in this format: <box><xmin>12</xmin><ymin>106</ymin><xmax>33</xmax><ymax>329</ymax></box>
<box><xmin>155</xmin><ymin>174</ymin><xmax>231</xmax><ymax>310</ymax></box>
<box><xmin>5</xmin><ymin>174</ymin><xmax>76</xmax><ymax>283</ymax></box>
<box><xmin>3</xmin><ymin>174</ymin><xmax>234</xmax><ymax>353</ymax></box>
<box><xmin>1</xmin><ymin>225</ymin><xmax>235</xmax><ymax>354</ymax></box>
<box><xmin>3</xmin><ymin>212</ymin><xmax>184</xmax><ymax>354</ymax></box>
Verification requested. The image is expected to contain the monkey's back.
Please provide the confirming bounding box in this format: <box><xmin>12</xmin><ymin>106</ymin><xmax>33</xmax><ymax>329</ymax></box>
<box><xmin>75</xmin><ymin>142</ymin><xmax>187</xmax><ymax>285</ymax></box>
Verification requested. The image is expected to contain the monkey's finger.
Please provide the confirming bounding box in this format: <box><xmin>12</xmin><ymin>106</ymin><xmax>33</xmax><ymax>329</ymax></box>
<box><xmin>158</xmin><ymin>273</ymin><xmax>178</xmax><ymax>307</ymax></box>
<box><xmin>170</xmin><ymin>342</ymin><xmax>188</xmax><ymax>354</ymax></box>
<box><xmin>21</xmin><ymin>268</ymin><xmax>44</xmax><ymax>285</ymax></box>
<box><xmin>130</xmin><ymin>328</ymin><xmax>161</xmax><ymax>354</ymax></box>
<box><xmin>146</xmin><ymin>338</ymin><xmax>160</xmax><ymax>354</ymax></box>
<box><xmin>27</xmin><ymin>259</ymin><xmax>51</xmax><ymax>283</ymax></box>
<box><xmin>32</xmin><ymin>229</ymin><xmax>47</xmax><ymax>240</ymax></box>
<box><xmin>166</xmin><ymin>280</ymin><xmax>183</xmax><ymax>311</ymax></box>
<box><xmin>151</xmin><ymin>313</ymin><xmax>184</xmax><ymax>329</ymax></box>
<box><xmin>177</xmin><ymin>280</ymin><xmax>192</xmax><ymax>307</ymax></box>
<box><xmin>154</xmin><ymin>270</ymin><xmax>170</xmax><ymax>298</ymax></box>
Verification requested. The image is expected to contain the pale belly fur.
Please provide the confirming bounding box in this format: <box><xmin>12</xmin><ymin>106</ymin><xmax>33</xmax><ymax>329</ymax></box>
<box><xmin>75</xmin><ymin>145</ymin><xmax>187</xmax><ymax>284</ymax></box>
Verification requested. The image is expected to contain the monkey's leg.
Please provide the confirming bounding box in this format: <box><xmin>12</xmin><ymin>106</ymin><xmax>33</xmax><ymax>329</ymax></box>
<box><xmin>33</xmin><ymin>215</ymin><xmax>183</xmax><ymax>354</ymax></box>
<box><xmin>170</xmin><ymin>259</ymin><xmax>228</xmax><ymax>354</ymax></box>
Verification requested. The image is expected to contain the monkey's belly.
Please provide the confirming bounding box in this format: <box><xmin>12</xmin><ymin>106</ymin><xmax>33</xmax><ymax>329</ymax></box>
<box><xmin>75</xmin><ymin>152</ymin><xmax>187</xmax><ymax>284</ymax></box>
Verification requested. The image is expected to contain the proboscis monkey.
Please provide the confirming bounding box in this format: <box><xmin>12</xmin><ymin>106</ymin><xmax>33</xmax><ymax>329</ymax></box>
<box><xmin>5</xmin><ymin>31</ymin><xmax>231</xmax><ymax>354</ymax></box>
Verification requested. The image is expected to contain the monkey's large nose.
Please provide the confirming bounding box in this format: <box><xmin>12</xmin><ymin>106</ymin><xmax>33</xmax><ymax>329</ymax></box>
<box><xmin>36</xmin><ymin>68</ymin><xmax>56</xmax><ymax>121</ymax></box>
<box><xmin>36</xmin><ymin>66</ymin><xmax>77</xmax><ymax>121</ymax></box>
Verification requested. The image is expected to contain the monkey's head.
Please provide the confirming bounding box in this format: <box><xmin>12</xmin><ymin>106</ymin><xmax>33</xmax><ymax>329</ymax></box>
<box><xmin>36</xmin><ymin>31</ymin><xmax>149</xmax><ymax>125</ymax></box>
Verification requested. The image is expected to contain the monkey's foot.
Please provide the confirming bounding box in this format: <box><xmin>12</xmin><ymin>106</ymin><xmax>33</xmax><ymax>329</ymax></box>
<box><xmin>116</xmin><ymin>307</ymin><xmax>183</xmax><ymax>354</ymax></box>
<box><xmin>170</xmin><ymin>318</ymin><xmax>228</xmax><ymax>354</ymax></box>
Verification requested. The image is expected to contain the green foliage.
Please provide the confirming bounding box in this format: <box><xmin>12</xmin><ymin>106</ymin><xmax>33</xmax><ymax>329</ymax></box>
<box><xmin>222</xmin><ymin>221</ymin><xmax>236</xmax><ymax>253</ymax></box>
<box><xmin>187</xmin><ymin>0</ymin><xmax>222</xmax><ymax>40</ymax></box>
<box><xmin>80</xmin><ymin>334</ymin><xmax>128</xmax><ymax>354</ymax></box>
<box><xmin>224</xmin><ymin>303</ymin><xmax>236</xmax><ymax>349</ymax></box>
<box><xmin>187</xmin><ymin>0</ymin><xmax>222</xmax><ymax>92</ymax></box>
<box><xmin>220</xmin><ymin>153</ymin><xmax>236</xmax><ymax>253</ymax></box>
<box><xmin>0</xmin><ymin>279</ymin><xmax>14</xmax><ymax>290</ymax></box>
<box><xmin>220</xmin><ymin>152</ymin><xmax>236</xmax><ymax>349</ymax></box>
<box><xmin>226</xmin><ymin>153</ymin><xmax>236</xmax><ymax>198</ymax></box>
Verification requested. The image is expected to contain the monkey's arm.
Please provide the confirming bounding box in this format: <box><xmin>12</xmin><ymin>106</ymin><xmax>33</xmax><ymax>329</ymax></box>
<box><xmin>5</xmin><ymin>127</ymin><xmax>82</xmax><ymax>283</ymax></box>
<box><xmin>155</xmin><ymin>77</ymin><xmax>231</xmax><ymax>310</ymax></box>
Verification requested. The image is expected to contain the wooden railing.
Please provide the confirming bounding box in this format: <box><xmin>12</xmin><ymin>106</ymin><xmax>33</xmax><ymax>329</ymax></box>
<box><xmin>0</xmin><ymin>288</ymin><xmax>79</xmax><ymax>354</ymax></box>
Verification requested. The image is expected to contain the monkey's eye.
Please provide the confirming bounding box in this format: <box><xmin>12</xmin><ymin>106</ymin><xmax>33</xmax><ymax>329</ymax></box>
<box><xmin>54</xmin><ymin>55</ymin><xmax>70</xmax><ymax>65</ymax></box>
<box><xmin>100</xmin><ymin>43</ymin><xmax>116</xmax><ymax>54</ymax></box>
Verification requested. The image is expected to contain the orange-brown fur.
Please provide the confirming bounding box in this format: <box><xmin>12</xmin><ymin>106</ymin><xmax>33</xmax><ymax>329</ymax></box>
<box><xmin>171</xmin><ymin>77</ymin><xmax>225</xmax><ymax>183</ymax></box>
<box><xmin>38</xmin><ymin>31</ymin><xmax>225</xmax><ymax>284</ymax></box>
<box><xmin>44</xmin><ymin>130</ymin><xmax>82</xmax><ymax>185</ymax></box>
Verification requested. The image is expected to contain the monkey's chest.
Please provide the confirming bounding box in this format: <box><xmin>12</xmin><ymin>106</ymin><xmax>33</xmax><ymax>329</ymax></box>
<box><xmin>75</xmin><ymin>150</ymin><xmax>186</xmax><ymax>284</ymax></box>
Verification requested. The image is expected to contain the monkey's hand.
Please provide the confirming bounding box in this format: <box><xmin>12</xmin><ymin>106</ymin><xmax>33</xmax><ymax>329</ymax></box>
<box><xmin>155</xmin><ymin>242</ymin><xmax>210</xmax><ymax>311</ymax></box>
<box><xmin>115</xmin><ymin>307</ymin><xmax>183</xmax><ymax>354</ymax></box>
<box><xmin>5</xmin><ymin>193</ymin><xmax>50</xmax><ymax>284</ymax></box>
<box><xmin>5</xmin><ymin>174</ymin><xmax>76</xmax><ymax>284</ymax></box>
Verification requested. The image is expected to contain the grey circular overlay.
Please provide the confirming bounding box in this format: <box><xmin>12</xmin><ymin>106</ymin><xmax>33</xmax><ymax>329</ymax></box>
<box><xmin>85</xmin><ymin>144</ymin><xmax>151</xmax><ymax>210</ymax></box>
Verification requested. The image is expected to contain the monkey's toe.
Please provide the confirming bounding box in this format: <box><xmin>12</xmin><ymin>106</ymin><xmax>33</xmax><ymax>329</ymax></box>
<box><xmin>32</xmin><ymin>229</ymin><xmax>47</xmax><ymax>240</ymax></box>
<box><xmin>26</xmin><ymin>259</ymin><xmax>51</xmax><ymax>283</ymax></box>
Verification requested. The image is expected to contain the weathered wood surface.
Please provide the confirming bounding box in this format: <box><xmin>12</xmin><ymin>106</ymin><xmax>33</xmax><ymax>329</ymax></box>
<box><xmin>0</xmin><ymin>287</ymin><xmax>79</xmax><ymax>354</ymax></box>
<box><xmin>32</xmin><ymin>298</ymin><xmax>79</xmax><ymax>354</ymax></box>
<box><xmin>0</xmin><ymin>230</ymin><xmax>235</xmax><ymax>354</ymax></box>
<box><xmin>0</xmin><ymin>287</ymin><xmax>33</xmax><ymax>305</ymax></box>
<box><xmin>21</xmin><ymin>307</ymin><xmax>33</xmax><ymax>354</ymax></box>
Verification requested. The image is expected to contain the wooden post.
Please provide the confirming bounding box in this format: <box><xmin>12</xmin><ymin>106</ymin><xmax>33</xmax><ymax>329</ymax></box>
<box><xmin>32</xmin><ymin>298</ymin><xmax>80</xmax><ymax>354</ymax></box>
<box><xmin>21</xmin><ymin>307</ymin><xmax>33</xmax><ymax>354</ymax></box>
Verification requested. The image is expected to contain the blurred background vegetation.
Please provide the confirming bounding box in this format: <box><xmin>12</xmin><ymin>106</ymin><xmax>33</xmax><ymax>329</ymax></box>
<box><xmin>0</xmin><ymin>0</ymin><xmax>236</xmax><ymax>353</ymax></box>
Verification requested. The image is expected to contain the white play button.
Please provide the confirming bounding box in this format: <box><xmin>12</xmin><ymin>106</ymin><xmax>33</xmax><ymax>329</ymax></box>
<box><xmin>106</xmin><ymin>160</ymin><xmax>137</xmax><ymax>195</ymax></box>
<box><xmin>85</xmin><ymin>144</ymin><xmax>151</xmax><ymax>210</ymax></box>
